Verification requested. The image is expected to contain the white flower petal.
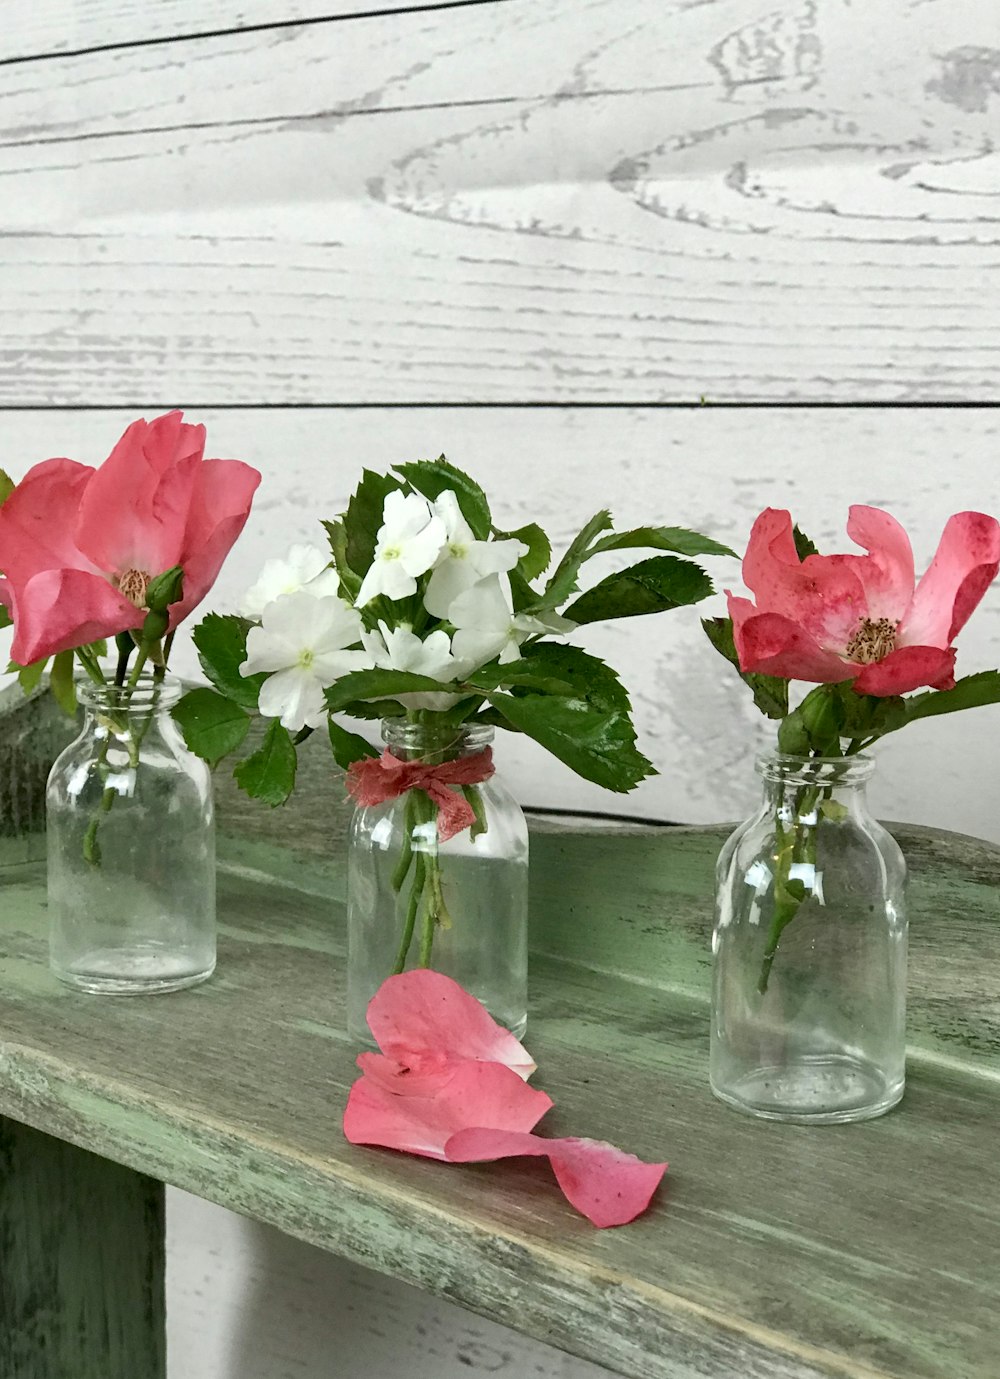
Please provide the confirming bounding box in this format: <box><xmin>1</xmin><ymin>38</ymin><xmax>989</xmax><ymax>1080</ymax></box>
<box><xmin>399</xmin><ymin>514</ymin><xmax>447</xmax><ymax>578</ymax></box>
<box><xmin>424</xmin><ymin>556</ymin><xmax>478</xmax><ymax>619</ymax></box>
<box><xmin>240</xmin><ymin>544</ymin><xmax>330</xmax><ymax>619</ymax></box>
<box><xmin>356</xmin><ymin>556</ymin><xmax>417</xmax><ymax>606</ymax></box>
<box><xmin>432</xmin><ymin>490</ymin><xmax>473</xmax><ymax>545</ymax></box>
<box><xmin>302</xmin><ymin>568</ymin><xmax>343</xmax><ymax>600</ymax></box>
<box><xmin>448</xmin><ymin>575</ymin><xmax>513</xmax><ymax>633</ymax></box>
<box><xmin>257</xmin><ymin>666</ymin><xmax>326</xmax><ymax>733</ymax></box>
<box><xmin>451</xmin><ymin>627</ymin><xmax>510</xmax><ymax>677</ymax></box>
<box><xmin>242</xmin><ymin>622</ymin><xmax>301</xmax><ymax>676</ymax></box>
<box><xmin>380</xmin><ymin>490</ymin><xmax>433</xmax><ymax>543</ymax></box>
<box><xmin>311</xmin><ymin>647</ymin><xmax>373</xmax><ymax>682</ymax></box>
<box><xmin>469</xmin><ymin>537</ymin><xmax>529</xmax><ymax>580</ymax></box>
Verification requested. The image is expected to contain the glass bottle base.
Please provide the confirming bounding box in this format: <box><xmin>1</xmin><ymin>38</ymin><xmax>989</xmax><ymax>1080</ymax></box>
<box><xmin>52</xmin><ymin>945</ymin><xmax>216</xmax><ymax>996</ymax></box>
<box><xmin>711</xmin><ymin>1054</ymin><xmax>904</xmax><ymax>1124</ymax></box>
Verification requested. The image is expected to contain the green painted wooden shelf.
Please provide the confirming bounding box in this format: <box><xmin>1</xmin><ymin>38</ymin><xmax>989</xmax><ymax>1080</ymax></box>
<box><xmin>1</xmin><ymin>695</ymin><xmax>998</xmax><ymax>1379</ymax></box>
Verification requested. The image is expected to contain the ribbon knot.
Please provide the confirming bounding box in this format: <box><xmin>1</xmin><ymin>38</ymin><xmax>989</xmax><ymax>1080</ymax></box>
<box><xmin>346</xmin><ymin>748</ymin><xmax>495</xmax><ymax>842</ymax></box>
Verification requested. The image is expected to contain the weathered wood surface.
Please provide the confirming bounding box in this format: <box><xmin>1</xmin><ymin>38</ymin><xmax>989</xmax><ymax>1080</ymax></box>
<box><xmin>0</xmin><ymin>1115</ymin><xmax>166</xmax><ymax>1379</ymax></box>
<box><xmin>2</xmin><ymin>0</ymin><xmax>998</xmax><ymax>402</ymax></box>
<box><xmin>2</xmin><ymin>0</ymin><xmax>490</xmax><ymax>60</ymax></box>
<box><xmin>5</xmin><ymin>404</ymin><xmax>1000</xmax><ymax>841</ymax></box>
<box><xmin>0</xmin><ymin>689</ymin><xmax>998</xmax><ymax>1378</ymax></box>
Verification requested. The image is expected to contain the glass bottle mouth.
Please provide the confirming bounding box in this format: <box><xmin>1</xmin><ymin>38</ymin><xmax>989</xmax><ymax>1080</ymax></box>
<box><xmin>756</xmin><ymin>752</ymin><xmax>875</xmax><ymax>788</ymax></box>
<box><xmin>78</xmin><ymin>672</ymin><xmax>182</xmax><ymax>712</ymax></box>
<box><xmin>381</xmin><ymin>718</ymin><xmax>494</xmax><ymax>762</ymax></box>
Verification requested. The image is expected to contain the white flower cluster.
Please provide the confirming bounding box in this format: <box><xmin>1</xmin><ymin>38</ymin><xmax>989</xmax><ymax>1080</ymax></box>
<box><xmin>239</xmin><ymin>490</ymin><xmax>573</xmax><ymax>732</ymax></box>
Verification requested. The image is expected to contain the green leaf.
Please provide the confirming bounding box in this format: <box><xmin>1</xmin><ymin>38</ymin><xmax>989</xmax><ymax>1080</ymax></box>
<box><xmin>335</xmin><ymin>698</ymin><xmax>406</xmax><ymax>721</ymax></box>
<box><xmin>324</xmin><ymin>669</ymin><xmax>453</xmax><ymax>714</ymax></box>
<box><xmin>50</xmin><ymin>650</ymin><xmax>77</xmax><ymax>717</ymax></box>
<box><xmin>792</xmin><ymin>525</ymin><xmax>819</xmax><ymax>561</ymax></box>
<box><xmin>14</xmin><ymin>657</ymin><xmax>48</xmax><ymax>695</ymax></box>
<box><xmin>702</xmin><ymin>617</ymin><xmax>789</xmax><ymax>721</ymax></box>
<box><xmin>344</xmin><ymin>469</ymin><xmax>403</xmax><ymax>577</ymax></box>
<box><xmin>234</xmin><ymin>719</ymin><xmax>298</xmax><ymax>806</ymax></box>
<box><xmin>834</xmin><ymin>686</ymin><xmax>906</xmax><ymax>742</ymax></box>
<box><xmin>518</xmin><ymin>642</ymin><xmax>632</xmax><ymax>712</ymax></box>
<box><xmin>192</xmin><ymin>614</ymin><xmax>266</xmax><ymax>711</ymax></box>
<box><xmin>172</xmin><ymin>688</ymin><xmax>251</xmax><ymax>768</ymax></box>
<box><xmin>565</xmin><ymin>555</ymin><xmax>713</xmax><ymax>625</ymax></box>
<box><xmin>394</xmin><ymin>456</ymin><xmax>491</xmax><ymax>540</ymax></box>
<box><xmin>487</xmin><ymin>690</ymin><xmax>654</xmax><ymax>793</ymax></box>
<box><xmin>588</xmin><ymin>526</ymin><xmax>736</xmax><ymax>559</ymax></box>
<box><xmin>0</xmin><ymin>469</ymin><xmax>15</xmax><ymax>505</ymax></box>
<box><xmin>321</xmin><ymin>519</ymin><xmax>363</xmax><ymax>601</ymax></box>
<box><xmin>463</xmin><ymin>657</ymin><xmax>574</xmax><ymax>695</ymax></box>
<box><xmin>902</xmin><ymin>670</ymin><xmax>1000</xmax><ymax>728</ymax></box>
<box><xmin>494</xmin><ymin>522</ymin><xmax>551</xmax><ymax>581</ymax></box>
<box><xmin>328</xmin><ymin>718</ymin><xmax>378</xmax><ymax>769</ymax></box>
<box><xmin>0</xmin><ymin>604</ymin><xmax>11</xmax><ymax>630</ymax></box>
<box><xmin>537</xmin><ymin>510</ymin><xmax>613</xmax><ymax>611</ymax></box>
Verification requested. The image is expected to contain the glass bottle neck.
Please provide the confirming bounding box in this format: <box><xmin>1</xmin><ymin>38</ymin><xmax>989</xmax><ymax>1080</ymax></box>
<box><xmin>757</xmin><ymin>753</ymin><xmax>874</xmax><ymax>823</ymax></box>
<box><xmin>79</xmin><ymin>674</ymin><xmax>180</xmax><ymax>719</ymax></box>
<box><xmin>381</xmin><ymin>718</ymin><xmax>493</xmax><ymax>765</ymax></box>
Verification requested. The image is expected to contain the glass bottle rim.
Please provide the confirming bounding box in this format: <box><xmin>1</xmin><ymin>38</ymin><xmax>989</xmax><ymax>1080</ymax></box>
<box><xmin>381</xmin><ymin>718</ymin><xmax>494</xmax><ymax>755</ymax></box>
<box><xmin>78</xmin><ymin>672</ymin><xmax>182</xmax><ymax>711</ymax></box>
<box><xmin>755</xmin><ymin>751</ymin><xmax>875</xmax><ymax>786</ymax></box>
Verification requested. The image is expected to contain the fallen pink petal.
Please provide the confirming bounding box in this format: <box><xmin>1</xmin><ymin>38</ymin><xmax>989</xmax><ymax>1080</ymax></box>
<box><xmin>365</xmin><ymin>969</ymin><xmax>537</xmax><ymax>1081</ymax></box>
<box><xmin>445</xmin><ymin>1129</ymin><xmax>667</xmax><ymax>1229</ymax></box>
<box><xmin>343</xmin><ymin>1059</ymin><xmax>553</xmax><ymax>1160</ymax></box>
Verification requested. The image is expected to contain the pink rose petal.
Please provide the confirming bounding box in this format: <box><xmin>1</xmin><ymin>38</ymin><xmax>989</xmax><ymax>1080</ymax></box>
<box><xmin>445</xmin><ymin>1129</ymin><xmax>667</xmax><ymax>1229</ymax></box>
<box><xmin>852</xmin><ymin>643</ymin><xmax>956</xmax><ymax>696</ymax></box>
<box><xmin>366</xmin><ymin>970</ymin><xmax>536</xmax><ymax>1081</ymax></box>
<box><xmin>344</xmin><ymin>1061</ymin><xmax>552</xmax><ymax>1160</ymax></box>
<box><xmin>901</xmin><ymin>511</ymin><xmax>1000</xmax><ymax>648</ymax></box>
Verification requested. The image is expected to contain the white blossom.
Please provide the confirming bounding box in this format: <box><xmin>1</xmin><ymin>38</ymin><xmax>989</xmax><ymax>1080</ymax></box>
<box><xmin>240</xmin><ymin>544</ymin><xmax>340</xmax><ymax>619</ymax></box>
<box><xmin>423</xmin><ymin>490</ymin><xmax>528</xmax><ymax>618</ymax></box>
<box><xmin>449</xmin><ymin>576</ymin><xmax>575</xmax><ymax>677</ymax></box>
<box><xmin>363</xmin><ymin>620</ymin><xmax>464</xmax><ymax>711</ymax></box>
<box><xmin>355</xmin><ymin>491</ymin><xmax>447</xmax><ymax>607</ymax></box>
<box><xmin>241</xmin><ymin>591</ymin><xmax>371</xmax><ymax>732</ymax></box>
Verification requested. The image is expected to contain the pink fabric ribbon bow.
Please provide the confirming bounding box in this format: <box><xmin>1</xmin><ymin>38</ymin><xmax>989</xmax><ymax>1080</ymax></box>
<box><xmin>346</xmin><ymin>748</ymin><xmax>495</xmax><ymax>841</ymax></box>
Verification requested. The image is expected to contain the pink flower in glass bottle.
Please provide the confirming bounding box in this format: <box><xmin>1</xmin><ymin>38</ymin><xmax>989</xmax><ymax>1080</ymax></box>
<box><xmin>728</xmin><ymin>506</ymin><xmax>1000</xmax><ymax>696</ymax></box>
<box><xmin>0</xmin><ymin>411</ymin><xmax>260</xmax><ymax>664</ymax></box>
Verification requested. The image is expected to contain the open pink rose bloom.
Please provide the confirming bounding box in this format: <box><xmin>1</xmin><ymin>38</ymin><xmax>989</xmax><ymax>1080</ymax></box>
<box><xmin>343</xmin><ymin>971</ymin><xmax>667</xmax><ymax>1228</ymax></box>
<box><xmin>0</xmin><ymin>411</ymin><xmax>261</xmax><ymax>665</ymax></box>
<box><xmin>728</xmin><ymin>506</ymin><xmax>1000</xmax><ymax>695</ymax></box>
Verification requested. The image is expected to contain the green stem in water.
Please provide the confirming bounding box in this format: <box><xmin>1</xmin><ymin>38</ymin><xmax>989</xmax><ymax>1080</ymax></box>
<box><xmin>391</xmin><ymin>792</ymin><xmax>417</xmax><ymax>893</ymax></box>
<box><xmin>393</xmin><ymin>851</ymin><xmax>425</xmax><ymax>974</ymax></box>
<box><xmin>74</xmin><ymin>645</ymin><xmax>106</xmax><ymax>687</ymax></box>
<box><xmin>757</xmin><ymin>781</ymin><xmax>820</xmax><ymax>994</ymax></box>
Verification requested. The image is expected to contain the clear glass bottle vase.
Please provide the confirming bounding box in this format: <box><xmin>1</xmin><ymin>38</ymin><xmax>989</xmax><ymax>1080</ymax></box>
<box><xmin>46</xmin><ymin>676</ymin><xmax>216</xmax><ymax>994</ymax></box>
<box><xmin>347</xmin><ymin>720</ymin><xmax>529</xmax><ymax>1043</ymax></box>
<box><xmin>710</xmin><ymin>753</ymin><xmax>907</xmax><ymax>1123</ymax></box>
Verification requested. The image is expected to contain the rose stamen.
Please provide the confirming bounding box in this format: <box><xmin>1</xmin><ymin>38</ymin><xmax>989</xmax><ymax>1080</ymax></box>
<box><xmin>118</xmin><ymin>568</ymin><xmax>151</xmax><ymax>609</ymax></box>
<box><xmin>845</xmin><ymin>616</ymin><xmax>897</xmax><ymax>665</ymax></box>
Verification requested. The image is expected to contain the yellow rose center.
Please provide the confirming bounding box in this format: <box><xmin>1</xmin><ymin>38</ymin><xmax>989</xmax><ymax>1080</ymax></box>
<box><xmin>117</xmin><ymin>568</ymin><xmax>151</xmax><ymax>609</ymax></box>
<box><xmin>845</xmin><ymin>617</ymin><xmax>897</xmax><ymax>664</ymax></box>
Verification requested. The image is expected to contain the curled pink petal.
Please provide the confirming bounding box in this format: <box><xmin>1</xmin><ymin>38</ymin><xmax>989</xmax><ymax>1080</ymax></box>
<box><xmin>445</xmin><ymin>1129</ymin><xmax>667</xmax><ymax>1229</ymax></box>
<box><xmin>11</xmin><ymin>568</ymin><xmax>143</xmax><ymax>665</ymax></box>
<box><xmin>731</xmin><ymin>608</ymin><xmax>857</xmax><ymax>684</ymax></box>
<box><xmin>901</xmin><ymin>512</ymin><xmax>1000</xmax><ymax>648</ymax></box>
<box><xmin>366</xmin><ymin>970</ymin><xmax>536</xmax><ymax>1081</ymax></box>
<box><xmin>852</xmin><ymin>644</ymin><xmax>956</xmax><ymax>696</ymax></box>
<box><xmin>843</xmin><ymin>506</ymin><xmax>915</xmax><ymax>623</ymax></box>
<box><xmin>355</xmin><ymin>1051</ymin><xmax>463</xmax><ymax>1097</ymax></box>
<box><xmin>344</xmin><ymin>1061</ymin><xmax>552</xmax><ymax>1160</ymax></box>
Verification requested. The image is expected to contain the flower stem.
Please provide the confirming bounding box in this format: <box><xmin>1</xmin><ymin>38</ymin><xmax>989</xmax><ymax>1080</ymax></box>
<box><xmin>393</xmin><ymin>851</ymin><xmax>425</xmax><ymax>974</ymax></box>
<box><xmin>74</xmin><ymin>646</ymin><xmax>106</xmax><ymax>687</ymax></box>
<box><xmin>391</xmin><ymin>793</ymin><xmax>416</xmax><ymax>893</ymax></box>
<box><xmin>757</xmin><ymin>781</ymin><xmax>820</xmax><ymax>994</ymax></box>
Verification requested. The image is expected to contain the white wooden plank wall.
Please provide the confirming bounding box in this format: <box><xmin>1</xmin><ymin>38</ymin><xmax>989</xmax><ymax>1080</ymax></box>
<box><xmin>1</xmin><ymin>2</ymin><xmax>998</xmax><ymax>1376</ymax></box>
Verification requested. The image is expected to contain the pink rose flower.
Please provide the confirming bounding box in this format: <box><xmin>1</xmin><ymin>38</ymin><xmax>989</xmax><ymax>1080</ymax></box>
<box><xmin>0</xmin><ymin>412</ymin><xmax>260</xmax><ymax>665</ymax></box>
<box><xmin>728</xmin><ymin>506</ymin><xmax>1000</xmax><ymax>697</ymax></box>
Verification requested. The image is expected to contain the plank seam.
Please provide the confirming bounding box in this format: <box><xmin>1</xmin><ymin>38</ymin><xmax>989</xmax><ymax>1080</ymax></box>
<box><xmin>1</xmin><ymin>402</ymin><xmax>998</xmax><ymax>412</ymax></box>
<box><xmin>0</xmin><ymin>0</ymin><xmax>512</xmax><ymax>69</ymax></box>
